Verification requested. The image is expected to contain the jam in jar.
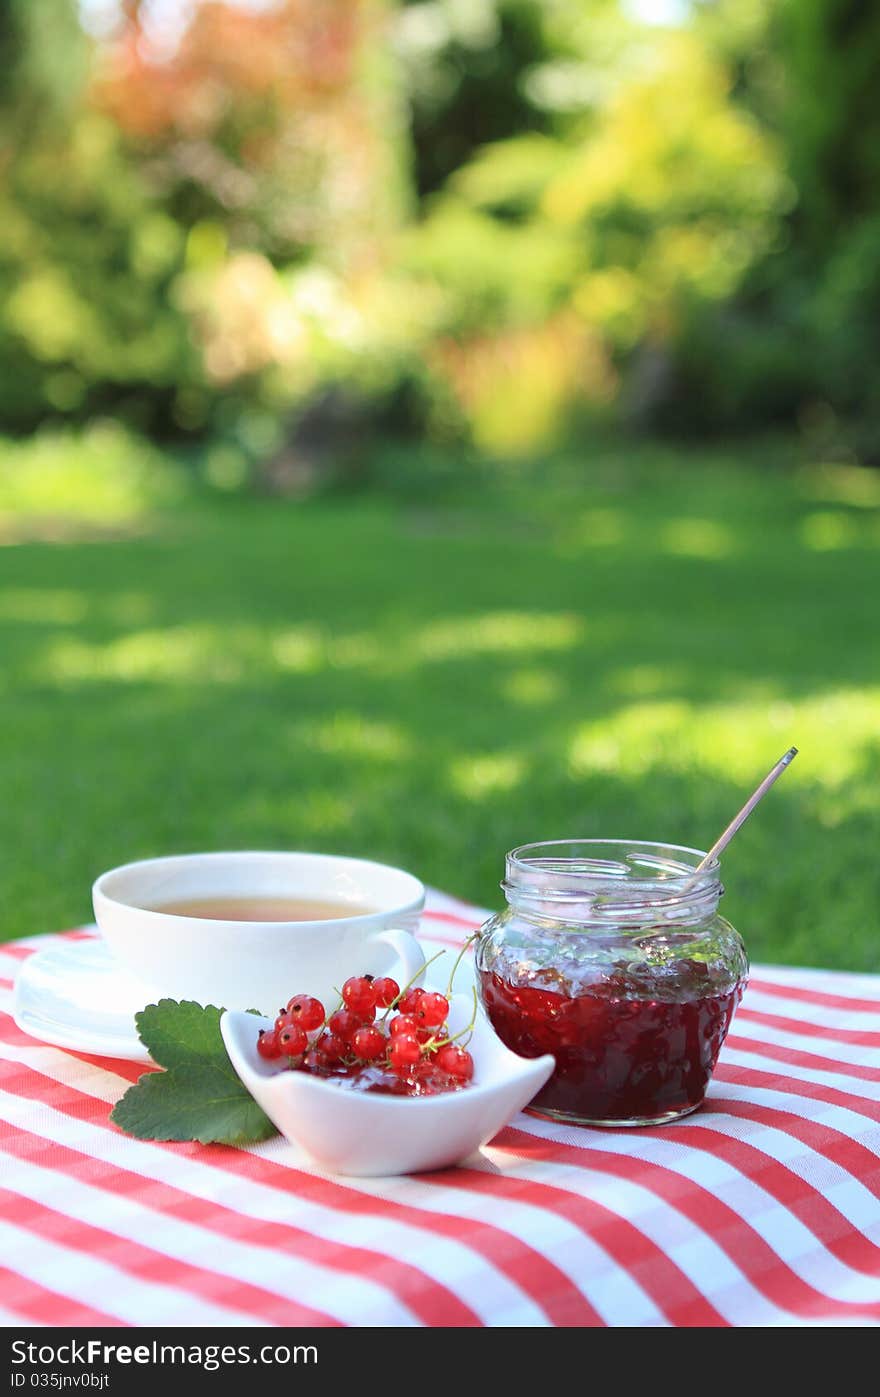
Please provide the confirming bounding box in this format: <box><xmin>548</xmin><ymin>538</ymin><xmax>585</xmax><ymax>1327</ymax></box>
<box><xmin>476</xmin><ymin>840</ymin><xmax>748</xmax><ymax>1127</ymax></box>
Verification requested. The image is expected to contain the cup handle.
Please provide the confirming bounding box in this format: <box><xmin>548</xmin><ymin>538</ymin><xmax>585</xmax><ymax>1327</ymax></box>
<box><xmin>367</xmin><ymin>926</ymin><xmax>426</xmax><ymax>991</ymax></box>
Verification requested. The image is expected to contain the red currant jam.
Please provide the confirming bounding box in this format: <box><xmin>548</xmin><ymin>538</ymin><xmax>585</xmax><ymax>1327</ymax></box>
<box><xmin>306</xmin><ymin>1062</ymin><xmax>469</xmax><ymax>1097</ymax></box>
<box><xmin>479</xmin><ymin>963</ymin><xmax>744</xmax><ymax>1125</ymax></box>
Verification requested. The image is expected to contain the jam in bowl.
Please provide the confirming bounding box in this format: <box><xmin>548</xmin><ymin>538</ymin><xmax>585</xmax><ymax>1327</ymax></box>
<box><xmin>475</xmin><ymin>840</ymin><xmax>748</xmax><ymax>1127</ymax></box>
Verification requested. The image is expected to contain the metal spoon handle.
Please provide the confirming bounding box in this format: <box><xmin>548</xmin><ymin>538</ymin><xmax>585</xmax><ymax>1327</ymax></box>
<box><xmin>694</xmin><ymin>747</ymin><xmax>798</xmax><ymax>873</ymax></box>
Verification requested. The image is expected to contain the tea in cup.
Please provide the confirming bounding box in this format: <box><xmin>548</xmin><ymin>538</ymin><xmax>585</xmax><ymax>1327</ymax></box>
<box><xmin>92</xmin><ymin>850</ymin><xmax>426</xmax><ymax>1014</ymax></box>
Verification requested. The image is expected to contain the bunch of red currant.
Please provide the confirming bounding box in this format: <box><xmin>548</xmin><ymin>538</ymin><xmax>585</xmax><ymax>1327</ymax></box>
<box><xmin>256</xmin><ymin>971</ymin><xmax>475</xmax><ymax>1090</ymax></box>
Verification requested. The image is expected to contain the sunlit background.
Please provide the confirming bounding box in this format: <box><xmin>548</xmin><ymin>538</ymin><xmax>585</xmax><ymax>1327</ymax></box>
<box><xmin>1</xmin><ymin>0</ymin><xmax>878</xmax><ymax>967</ymax></box>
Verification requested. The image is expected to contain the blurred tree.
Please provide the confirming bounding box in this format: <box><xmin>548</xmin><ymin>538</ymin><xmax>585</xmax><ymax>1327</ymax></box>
<box><xmin>658</xmin><ymin>0</ymin><xmax>880</xmax><ymax>452</ymax></box>
<box><xmin>404</xmin><ymin>24</ymin><xmax>787</xmax><ymax>451</ymax></box>
<box><xmin>780</xmin><ymin>0</ymin><xmax>880</xmax><ymax>261</ymax></box>
<box><xmin>0</xmin><ymin>0</ymin><xmax>197</xmax><ymax>432</ymax></box>
<box><xmin>0</xmin><ymin>0</ymin><xmax>409</xmax><ymax>442</ymax></box>
<box><xmin>0</xmin><ymin>0</ymin><xmax>88</xmax><ymax>117</ymax></box>
<box><xmin>1</xmin><ymin>0</ymin><xmax>877</xmax><ymax>458</ymax></box>
<box><xmin>92</xmin><ymin>0</ymin><xmax>414</xmax><ymax>447</ymax></box>
<box><xmin>772</xmin><ymin>0</ymin><xmax>880</xmax><ymax>451</ymax></box>
<box><xmin>96</xmin><ymin>0</ymin><xmax>407</xmax><ymax>265</ymax></box>
<box><xmin>393</xmin><ymin>0</ymin><xmax>565</xmax><ymax>197</ymax></box>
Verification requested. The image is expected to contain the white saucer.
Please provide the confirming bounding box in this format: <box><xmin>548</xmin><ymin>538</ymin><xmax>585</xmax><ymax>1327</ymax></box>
<box><xmin>13</xmin><ymin>938</ymin><xmax>154</xmax><ymax>1063</ymax></box>
<box><xmin>12</xmin><ymin>931</ymin><xmax>457</xmax><ymax>1066</ymax></box>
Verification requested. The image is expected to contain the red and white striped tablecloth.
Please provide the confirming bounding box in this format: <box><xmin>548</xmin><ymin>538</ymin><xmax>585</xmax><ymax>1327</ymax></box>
<box><xmin>1</xmin><ymin>888</ymin><xmax>879</xmax><ymax>1328</ymax></box>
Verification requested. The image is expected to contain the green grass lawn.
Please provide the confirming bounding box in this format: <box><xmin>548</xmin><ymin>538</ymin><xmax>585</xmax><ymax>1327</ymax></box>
<box><xmin>1</xmin><ymin>438</ymin><xmax>879</xmax><ymax>970</ymax></box>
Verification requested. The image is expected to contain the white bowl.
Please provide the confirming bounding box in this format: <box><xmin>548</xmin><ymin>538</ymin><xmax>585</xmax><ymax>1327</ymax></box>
<box><xmin>220</xmin><ymin>996</ymin><xmax>555</xmax><ymax>1177</ymax></box>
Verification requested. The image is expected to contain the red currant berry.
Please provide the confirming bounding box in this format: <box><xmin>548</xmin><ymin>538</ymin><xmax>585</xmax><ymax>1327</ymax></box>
<box><xmin>389</xmin><ymin>1013</ymin><xmax>420</xmax><ymax>1037</ymax></box>
<box><xmin>274</xmin><ymin>1011</ymin><xmax>291</xmax><ymax>1033</ymax></box>
<box><xmin>279</xmin><ymin>1023</ymin><xmax>308</xmax><ymax>1056</ymax></box>
<box><xmin>317</xmin><ymin>1031</ymin><xmax>347</xmax><ymax>1063</ymax></box>
<box><xmin>417</xmin><ymin>992</ymin><xmax>449</xmax><ymax>1028</ymax></box>
<box><xmin>341</xmin><ymin>976</ymin><xmax>378</xmax><ymax>1017</ymax></box>
<box><xmin>397</xmin><ymin>986</ymin><xmax>425</xmax><ymax>1015</ymax></box>
<box><xmin>388</xmin><ymin>1034</ymin><xmax>422</xmax><ymax>1076</ymax></box>
<box><xmin>302</xmin><ymin>1048</ymin><xmax>326</xmax><ymax>1073</ymax></box>
<box><xmin>257</xmin><ymin>1029</ymin><xmax>282</xmax><ymax>1060</ymax></box>
<box><xmin>351</xmin><ymin>1025</ymin><xmax>386</xmax><ymax>1061</ymax></box>
<box><xmin>286</xmin><ymin>995</ymin><xmax>325</xmax><ymax>1032</ymax></box>
<box><xmin>371</xmin><ymin>976</ymin><xmax>400</xmax><ymax>1008</ymax></box>
<box><xmin>436</xmin><ymin>1044</ymin><xmax>474</xmax><ymax>1081</ymax></box>
<box><xmin>328</xmin><ymin>1008</ymin><xmax>361</xmax><ymax>1042</ymax></box>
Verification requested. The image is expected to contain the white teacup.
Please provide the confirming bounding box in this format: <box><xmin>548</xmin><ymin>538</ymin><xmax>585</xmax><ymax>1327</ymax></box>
<box><xmin>92</xmin><ymin>851</ymin><xmax>426</xmax><ymax>1014</ymax></box>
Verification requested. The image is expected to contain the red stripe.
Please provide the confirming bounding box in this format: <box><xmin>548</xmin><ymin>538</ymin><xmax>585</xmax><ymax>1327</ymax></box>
<box><xmin>423</xmin><ymin>1166</ymin><xmax>726</xmax><ymax>1327</ymax></box>
<box><xmin>422</xmin><ymin>908</ymin><xmax>482</xmax><ymax>931</ymax></box>
<box><xmin>63</xmin><ymin>1050</ymin><xmax>151</xmax><ymax>1082</ymax></box>
<box><xmin>737</xmin><ymin>1006</ymin><xmax>880</xmax><ymax>1048</ymax></box>
<box><xmin>0</xmin><ymin>1264</ymin><xmax>123</xmax><ymax>1327</ymax></box>
<box><xmin>0</xmin><ymin>930</ymin><xmax>93</xmax><ymax>952</ymax></box>
<box><xmin>416</xmin><ymin>930</ymin><xmax>470</xmax><ymax>950</ymax></box>
<box><xmin>749</xmin><ymin>978</ymin><xmax>880</xmax><ymax>1016</ymax></box>
<box><xmin>0</xmin><ymin>1178</ymin><xmax>337</xmax><ymax>1328</ymax></box>
<box><xmin>192</xmin><ymin>1150</ymin><xmax>592</xmax><ymax>1327</ymax></box>
<box><xmin>0</xmin><ymin>1047</ymin><xmax>589</xmax><ymax>1328</ymax></box>
<box><xmin>707</xmin><ymin>1092</ymin><xmax>880</xmax><ymax>1200</ymax></box>
<box><xmin>497</xmin><ymin>1126</ymin><xmax>880</xmax><ymax>1322</ymax></box>
<box><xmin>0</xmin><ymin>1013</ymin><xmax>150</xmax><ymax>1083</ymax></box>
<box><xmin>687</xmin><ymin>1101</ymin><xmax>880</xmax><ymax>1275</ymax></box>
<box><xmin>0</xmin><ymin>1067</ymin><xmax>477</xmax><ymax>1328</ymax></box>
<box><xmin>199</xmin><ymin>1155</ymin><xmax>592</xmax><ymax>1328</ymax></box>
<box><xmin>7</xmin><ymin>988</ymin><xmax>875</xmax><ymax>1327</ymax></box>
<box><xmin>726</xmin><ymin>1033</ymin><xmax>880</xmax><ymax>1084</ymax></box>
<box><xmin>0</xmin><ymin>1012</ymin><xmax>590</xmax><ymax>1328</ymax></box>
<box><xmin>7</xmin><ymin>923</ymin><xmax>880</xmax><ymax>1326</ymax></box>
<box><xmin>726</xmin><ymin>1032</ymin><xmax>880</xmax><ymax>1083</ymax></box>
<box><xmin>716</xmin><ymin>1062</ymin><xmax>880</xmax><ymax>1126</ymax></box>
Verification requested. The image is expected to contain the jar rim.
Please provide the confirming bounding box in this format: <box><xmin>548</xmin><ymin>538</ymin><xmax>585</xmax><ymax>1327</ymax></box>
<box><xmin>508</xmin><ymin>838</ymin><xmax>718</xmax><ymax>880</ymax></box>
<box><xmin>504</xmin><ymin>839</ymin><xmax>721</xmax><ymax>922</ymax></box>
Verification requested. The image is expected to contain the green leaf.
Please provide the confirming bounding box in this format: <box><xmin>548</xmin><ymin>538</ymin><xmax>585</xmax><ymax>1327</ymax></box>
<box><xmin>133</xmin><ymin>999</ymin><xmax>228</xmax><ymax>1070</ymax></box>
<box><xmin>111</xmin><ymin>1060</ymin><xmax>277</xmax><ymax>1145</ymax></box>
<box><xmin>110</xmin><ymin>999</ymin><xmax>278</xmax><ymax>1146</ymax></box>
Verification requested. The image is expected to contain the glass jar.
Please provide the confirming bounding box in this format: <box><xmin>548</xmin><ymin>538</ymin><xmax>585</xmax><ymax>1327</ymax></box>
<box><xmin>476</xmin><ymin>840</ymin><xmax>748</xmax><ymax>1127</ymax></box>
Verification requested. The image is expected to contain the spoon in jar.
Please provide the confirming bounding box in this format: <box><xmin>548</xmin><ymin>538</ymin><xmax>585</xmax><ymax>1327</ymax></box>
<box><xmin>690</xmin><ymin>746</ymin><xmax>798</xmax><ymax>876</ymax></box>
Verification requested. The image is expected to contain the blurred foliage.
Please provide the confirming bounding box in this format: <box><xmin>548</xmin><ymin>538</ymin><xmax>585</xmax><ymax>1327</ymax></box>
<box><xmin>0</xmin><ymin>0</ymin><xmax>410</xmax><ymax>449</ymax></box>
<box><xmin>650</xmin><ymin>0</ymin><xmax>880</xmax><ymax>456</ymax></box>
<box><xmin>95</xmin><ymin>1</ymin><xmax>408</xmax><ymax>263</ymax></box>
<box><xmin>0</xmin><ymin>0</ymin><xmax>879</xmax><ymax>463</ymax></box>
<box><xmin>0</xmin><ymin>421</ymin><xmax>183</xmax><ymax>538</ymax></box>
<box><xmin>0</xmin><ymin>2</ymin><xmax>195</xmax><ymax>432</ymax></box>
<box><xmin>393</xmin><ymin>0</ymin><xmax>565</xmax><ymax>196</ymax></box>
<box><xmin>404</xmin><ymin>27</ymin><xmax>788</xmax><ymax>449</ymax></box>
